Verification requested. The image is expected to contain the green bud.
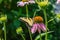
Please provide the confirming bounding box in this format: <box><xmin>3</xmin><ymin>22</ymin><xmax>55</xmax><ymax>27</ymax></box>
<box><xmin>56</xmin><ymin>14</ymin><xmax>60</xmax><ymax>18</ymax></box>
<box><xmin>0</xmin><ymin>14</ymin><xmax>7</xmax><ymax>22</ymax></box>
<box><xmin>35</xmin><ymin>0</ymin><xmax>48</xmax><ymax>7</ymax></box>
<box><xmin>16</xmin><ymin>27</ymin><xmax>23</xmax><ymax>34</ymax></box>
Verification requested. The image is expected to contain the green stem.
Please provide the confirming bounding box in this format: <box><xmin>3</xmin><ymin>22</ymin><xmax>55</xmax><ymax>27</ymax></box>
<box><xmin>3</xmin><ymin>22</ymin><xmax>6</xmax><ymax>40</ymax></box>
<box><xmin>39</xmin><ymin>32</ymin><xmax>42</xmax><ymax>40</ymax></box>
<box><xmin>26</xmin><ymin>5</ymin><xmax>28</xmax><ymax>18</ymax></box>
<box><xmin>26</xmin><ymin>5</ymin><xmax>32</xmax><ymax>40</ymax></box>
<box><xmin>33</xmin><ymin>9</ymin><xmax>40</xmax><ymax>20</ymax></box>
<box><xmin>20</xmin><ymin>34</ymin><xmax>25</xmax><ymax>40</ymax></box>
<box><xmin>43</xmin><ymin>9</ymin><xmax>48</xmax><ymax>40</ymax></box>
<box><xmin>0</xmin><ymin>38</ymin><xmax>1</xmax><ymax>40</ymax></box>
<box><xmin>28</xmin><ymin>27</ymin><xmax>32</xmax><ymax>40</ymax></box>
<box><xmin>47</xmin><ymin>17</ymin><xmax>56</xmax><ymax>23</ymax></box>
<box><xmin>33</xmin><ymin>10</ymin><xmax>37</xmax><ymax>18</ymax></box>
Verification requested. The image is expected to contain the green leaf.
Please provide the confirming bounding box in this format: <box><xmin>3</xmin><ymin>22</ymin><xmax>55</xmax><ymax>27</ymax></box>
<box><xmin>13</xmin><ymin>20</ymin><xmax>20</xmax><ymax>28</ymax></box>
<box><xmin>35</xmin><ymin>31</ymin><xmax>54</xmax><ymax>40</ymax></box>
<box><xmin>0</xmin><ymin>0</ymin><xmax>3</xmax><ymax>4</ymax></box>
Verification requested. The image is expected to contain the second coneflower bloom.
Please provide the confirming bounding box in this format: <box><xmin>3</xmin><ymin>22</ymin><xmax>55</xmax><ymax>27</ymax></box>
<box><xmin>17</xmin><ymin>0</ymin><xmax>35</xmax><ymax>7</ymax></box>
<box><xmin>31</xmin><ymin>16</ymin><xmax>46</xmax><ymax>34</ymax></box>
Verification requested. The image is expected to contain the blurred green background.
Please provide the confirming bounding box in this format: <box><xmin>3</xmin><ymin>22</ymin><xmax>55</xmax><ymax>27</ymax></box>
<box><xmin>0</xmin><ymin>0</ymin><xmax>60</xmax><ymax>40</ymax></box>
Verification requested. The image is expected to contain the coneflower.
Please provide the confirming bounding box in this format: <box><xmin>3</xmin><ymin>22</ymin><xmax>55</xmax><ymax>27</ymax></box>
<box><xmin>17</xmin><ymin>0</ymin><xmax>35</xmax><ymax>7</ymax></box>
<box><xmin>31</xmin><ymin>16</ymin><xmax>46</xmax><ymax>34</ymax></box>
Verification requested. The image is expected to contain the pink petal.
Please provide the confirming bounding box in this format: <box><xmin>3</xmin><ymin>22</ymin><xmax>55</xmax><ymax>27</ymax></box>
<box><xmin>39</xmin><ymin>23</ymin><xmax>46</xmax><ymax>32</ymax></box>
<box><xmin>31</xmin><ymin>23</ymin><xmax>38</xmax><ymax>34</ymax></box>
<box><xmin>37</xmin><ymin>24</ymin><xmax>41</xmax><ymax>33</ymax></box>
<box><xmin>24</xmin><ymin>2</ymin><xmax>29</xmax><ymax>4</ymax></box>
<box><xmin>29</xmin><ymin>0</ymin><xmax>34</xmax><ymax>1</ymax></box>
<box><xmin>29</xmin><ymin>1</ymin><xmax>35</xmax><ymax>4</ymax></box>
<box><xmin>56</xmin><ymin>0</ymin><xmax>60</xmax><ymax>4</ymax></box>
<box><xmin>17</xmin><ymin>1</ymin><xmax>25</xmax><ymax>7</ymax></box>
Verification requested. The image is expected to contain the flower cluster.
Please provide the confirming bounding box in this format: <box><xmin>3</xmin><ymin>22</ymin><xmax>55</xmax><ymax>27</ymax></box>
<box><xmin>17</xmin><ymin>0</ymin><xmax>35</xmax><ymax>6</ymax></box>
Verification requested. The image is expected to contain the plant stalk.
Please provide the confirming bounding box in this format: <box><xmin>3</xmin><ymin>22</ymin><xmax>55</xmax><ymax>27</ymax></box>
<box><xmin>26</xmin><ymin>5</ymin><xmax>32</xmax><ymax>40</ymax></box>
<box><xmin>43</xmin><ymin>9</ymin><xmax>48</xmax><ymax>40</ymax></box>
<box><xmin>3</xmin><ymin>22</ymin><xmax>6</xmax><ymax>40</ymax></box>
<box><xmin>20</xmin><ymin>34</ymin><xmax>25</xmax><ymax>40</ymax></box>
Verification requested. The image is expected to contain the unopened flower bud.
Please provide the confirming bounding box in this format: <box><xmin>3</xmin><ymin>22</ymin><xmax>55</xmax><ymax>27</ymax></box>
<box><xmin>0</xmin><ymin>15</ymin><xmax>7</xmax><ymax>22</ymax></box>
<box><xmin>16</xmin><ymin>27</ymin><xmax>23</xmax><ymax>34</ymax></box>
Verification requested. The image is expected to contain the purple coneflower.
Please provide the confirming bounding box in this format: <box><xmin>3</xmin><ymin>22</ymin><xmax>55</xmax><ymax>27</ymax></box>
<box><xmin>31</xmin><ymin>16</ymin><xmax>46</xmax><ymax>34</ymax></box>
<box><xmin>17</xmin><ymin>0</ymin><xmax>35</xmax><ymax>7</ymax></box>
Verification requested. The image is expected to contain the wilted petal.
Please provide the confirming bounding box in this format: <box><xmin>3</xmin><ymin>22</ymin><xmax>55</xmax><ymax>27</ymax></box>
<box><xmin>39</xmin><ymin>23</ymin><xmax>46</xmax><ymax>32</ymax></box>
<box><xmin>17</xmin><ymin>1</ymin><xmax>25</xmax><ymax>6</ymax></box>
<box><xmin>31</xmin><ymin>23</ymin><xmax>38</xmax><ymax>34</ymax></box>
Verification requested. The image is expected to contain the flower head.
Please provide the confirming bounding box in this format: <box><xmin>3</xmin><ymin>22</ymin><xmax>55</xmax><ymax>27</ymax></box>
<box><xmin>17</xmin><ymin>0</ymin><xmax>35</xmax><ymax>7</ymax></box>
<box><xmin>36</xmin><ymin>0</ymin><xmax>48</xmax><ymax>7</ymax></box>
<box><xmin>17</xmin><ymin>1</ymin><xmax>25</xmax><ymax>7</ymax></box>
<box><xmin>33</xmin><ymin>16</ymin><xmax>43</xmax><ymax>23</ymax></box>
<box><xmin>31</xmin><ymin>16</ymin><xmax>46</xmax><ymax>34</ymax></box>
<box><xmin>16</xmin><ymin>27</ymin><xmax>23</xmax><ymax>34</ymax></box>
<box><xmin>55</xmin><ymin>14</ymin><xmax>60</xmax><ymax>22</ymax></box>
<box><xmin>0</xmin><ymin>14</ymin><xmax>7</xmax><ymax>22</ymax></box>
<box><xmin>56</xmin><ymin>14</ymin><xmax>60</xmax><ymax>18</ymax></box>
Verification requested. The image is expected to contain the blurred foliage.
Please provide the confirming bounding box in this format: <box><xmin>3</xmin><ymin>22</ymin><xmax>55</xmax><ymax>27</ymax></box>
<box><xmin>0</xmin><ymin>0</ymin><xmax>60</xmax><ymax>40</ymax></box>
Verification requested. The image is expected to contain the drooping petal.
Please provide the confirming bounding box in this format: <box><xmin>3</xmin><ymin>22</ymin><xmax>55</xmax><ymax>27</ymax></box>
<box><xmin>31</xmin><ymin>23</ymin><xmax>38</xmax><ymax>34</ymax></box>
<box><xmin>17</xmin><ymin>1</ymin><xmax>25</xmax><ymax>6</ymax></box>
<box><xmin>39</xmin><ymin>23</ymin><xmax>46</xmax><ymax>32</ymax></box>
<box><xmin>37</xmin><ymin>24</ymin><xmax>41</xmax><ymax>33</ymax></box>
